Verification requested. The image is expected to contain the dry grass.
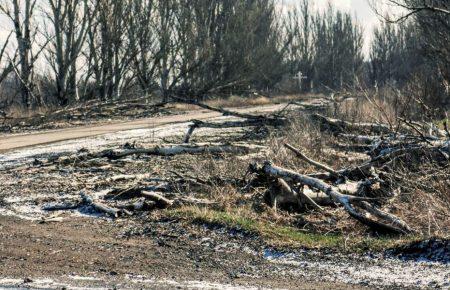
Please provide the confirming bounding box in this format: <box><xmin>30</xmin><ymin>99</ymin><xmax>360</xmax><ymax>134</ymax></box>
<box><xmin>171</xmin><ymin>94</ymin><xmax>324</xmax><ymax>111</ymax></box>
<box><xmin>176</xmin><ymin>104</ymin><xmax>450</xmax><ymax>241</ymax></box>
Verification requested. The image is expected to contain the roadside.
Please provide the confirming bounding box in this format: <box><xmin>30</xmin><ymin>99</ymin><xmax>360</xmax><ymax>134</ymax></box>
<box><xmin>0</xmin><ymin>96</ymin><xmax>448</xmax><ymax>289</ymax></box>
<box><xmin>0</xmin><ymin>103</ymin><xmax>286</xmax><ymax>153</ymax></box>
<box><xmin>0</xmin><ymin>94</ymin><xmax>316</xmax><ymax>135</ymax></box>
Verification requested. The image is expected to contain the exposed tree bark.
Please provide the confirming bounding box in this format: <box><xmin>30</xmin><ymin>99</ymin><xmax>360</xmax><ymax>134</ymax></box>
<box><xmin>275</xmin><ymin>178</ymin><xmax>324</xmax><ymax>211</ymax></box>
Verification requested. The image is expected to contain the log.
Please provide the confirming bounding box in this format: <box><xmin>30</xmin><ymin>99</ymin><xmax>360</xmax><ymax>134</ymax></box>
<box><xmin>313</xmin><ymin>113</ymin><xmax>392</xmax><ymax>134</ymax></box>
<box><xmin>42</xmin><ymin>203</ymin><xmax>80</xmax><ymax>211</ymax></box>
<box><xmin>141</xmin><ymin>191</ymin><xmax>173</xmax><ymax>209</ymax></box>
<box><xmin>97</xmin><ymin>143</ymin><xmax>265</xmax><ymax>160</ymax></box>
<box><xmin>276</xmin><ymin>178</ymin><xmax>324</xmax><ymax>211</ymax></box>
<box><xmin>184</xmin><ymin>118</ymin><xmax>286</xmax><ymax>143</ymax></box>
<box><xmin>80</xmin><ymin>192</ymin><xmax>130</xmax><ymax>218</ymax></box>
<box><xmin>253</xmin><ymin>162</ymin><xmax>413</xmax><ymax>234</ymax></box>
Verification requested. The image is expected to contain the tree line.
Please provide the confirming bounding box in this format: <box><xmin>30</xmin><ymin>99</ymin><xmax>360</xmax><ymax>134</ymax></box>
<box><xmin>0</xmin><ymin>0</ymin><xmax>448</xmax><ymax>110</ymax></box>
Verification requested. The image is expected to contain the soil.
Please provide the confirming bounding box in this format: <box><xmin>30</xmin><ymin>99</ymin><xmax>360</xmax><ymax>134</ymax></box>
<box><xmin>0</xmin><ymin>215</ymin><xmax>362</xmax><ymax>289</ymax></box>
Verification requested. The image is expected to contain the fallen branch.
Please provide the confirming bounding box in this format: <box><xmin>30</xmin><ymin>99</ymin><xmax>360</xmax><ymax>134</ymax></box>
<box><xmin>251</xmin><ymin>162</ymin><xmax>413</xmax><ymax>234</ymax></box>
<box><xmin>284</xmin><ymin>143</ymin><xmax>340</xmax><ymax>178</ymax></box>
<box><xmin>313</xmin><ymin>113</ymin><xmax>392</xmax><ymax>134</ymax></box>
<box><xmin>183</xmin><ymin>117</ymin><xmax>286</xmax><ymax>143</ymax></box>
<box><xmin>276</xmin><ymin>178</ymin><xmax>323</xmax><ymax>211</ymax></box>
<box><xmin>96</xmin><ymin>143</ymin><xmax>265</xmax><ymax>160</ymax></box>
<box><xmin>80</xmin><ymin>192</ymin><xmax>130</xmax><ymax>218</ymax></box>
<box><xmin>141</xmin><ymin>191</ymin><xmax>174</xmax><ymax>209</ymax></box>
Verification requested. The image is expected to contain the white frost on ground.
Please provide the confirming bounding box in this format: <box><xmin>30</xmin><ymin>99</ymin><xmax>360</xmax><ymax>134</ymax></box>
<box><xmin>0</xmin><ymin>275</ymin><xmax>271</xmax><ymax>290</ymax></box>
<box><xmin>264</xmin><ymin>250</ymin><xmax>450</xmax><ymax>288</ymax></box>
<box><xmin>0</xmin><ymin>116</ymin><xmax>247</xmax><ymax>220</ymax></box>
<box><xmin>0</xmin><ymin>115</ymin><xmax>237</xmax><ymax>171</ymax></box>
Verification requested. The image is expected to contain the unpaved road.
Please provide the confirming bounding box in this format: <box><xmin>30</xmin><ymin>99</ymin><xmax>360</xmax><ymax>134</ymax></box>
<box><xmin>0</xmin><ymin>104</ymin><xmax>284</xmax><ymax>153</ymax></box>
<box><xmin>0</xmin><ymin>216</ymin><xmax>362</xmax><ymax>290</ymax></box>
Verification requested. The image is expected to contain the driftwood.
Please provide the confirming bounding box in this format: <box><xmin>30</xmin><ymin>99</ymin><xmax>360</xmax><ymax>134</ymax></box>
<box><xmin>251</xmin><ymin>161</ymin><xmax>413</xmax><ymax>234</ymax></box>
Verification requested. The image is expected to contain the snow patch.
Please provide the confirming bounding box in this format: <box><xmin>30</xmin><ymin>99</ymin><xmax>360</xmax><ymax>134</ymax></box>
<box><xmin>264</xmin><ymin>249</ymin><xmax>450</xmax><ymax>288</ymax></box>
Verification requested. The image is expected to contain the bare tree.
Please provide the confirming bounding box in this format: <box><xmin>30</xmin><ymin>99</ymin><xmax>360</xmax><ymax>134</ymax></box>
<box><xmin>0</xmin><ymin>0</ymin><xmax>40</xmax><ymax>108</ymax></box>
<box><xmin>311</xmin><ymin>4</ymin><xmax>364</xmax><ymax>91</ymax></box>
<box><xmin>127</xmin><ymin>0</ymin><xmax>161</xmax><ymax>97</ymax></box>
<box><xmin>369</xmin><ymin>0</ymin><xmax>449</xmax><ymax>104</ymax></box>
<box><xmin>42</xmin><ymin>0</ymin><xmax>91</xmax><ymax>105</ymax></box>
<box><xmin>285</xmin><ymin>0</ymin><xmax>314</xmax><ymax>91</ymax></box>
<box><xmin>85</xmin><ymin>0</ymin><xmax>134</xmax><ymax>101</ymax></box>
<box><xmin>0</xmin><ymin>32</ymin><xmax>14</xmax><ymax>84</ymax></box>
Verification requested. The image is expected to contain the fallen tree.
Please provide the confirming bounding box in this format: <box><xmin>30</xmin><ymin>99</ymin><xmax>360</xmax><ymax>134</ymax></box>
<box><xmin>95</xmin><ymin>143</ymin><xmax>266</xmax><ymax>160</ymax></box>
<box><xmin>312</xmin><ymin>113</ymin><xmax>393</xmax><ymax>135</ymax></box>
<box><xmin>183</xmin><ymin>118</ymin><xmax>285</xmax><ymax>143</ymax></box>
<box><xmin>250</xmin><ymin>161</ymin><xmax>413</xmax><ymax>234</ymax></box>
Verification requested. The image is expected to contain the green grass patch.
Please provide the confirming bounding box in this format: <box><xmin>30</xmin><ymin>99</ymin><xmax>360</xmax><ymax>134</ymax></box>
<box><xmin>168</xmin><ymin>206</ymin><xmax>417</xmax><ymax>252</ymax></box>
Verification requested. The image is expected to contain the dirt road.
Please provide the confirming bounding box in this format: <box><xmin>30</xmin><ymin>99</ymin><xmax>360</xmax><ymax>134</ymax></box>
<box><xmin>0</xmin><ymin>104</ymin><xmax>283</xmax><ymax>153</ymax></box>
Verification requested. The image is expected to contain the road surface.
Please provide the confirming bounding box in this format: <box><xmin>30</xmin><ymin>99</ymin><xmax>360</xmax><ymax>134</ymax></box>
<box><xmin>0</xmin><ymin>104</ymin><xmax>283</xmax><ymax>153</ymax></box>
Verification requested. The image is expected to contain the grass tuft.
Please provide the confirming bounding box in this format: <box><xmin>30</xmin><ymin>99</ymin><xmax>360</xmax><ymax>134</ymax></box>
<box><xmin>169</xmin><ymin>206</ymin><xmax>417</xmax><ymax>252</ymax></box>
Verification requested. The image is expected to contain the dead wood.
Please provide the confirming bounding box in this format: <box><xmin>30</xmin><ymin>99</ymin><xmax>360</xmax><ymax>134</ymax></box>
<box><xmin>184</xmin><ymin>118</ymin><xmax>285</xmax><ymax>143</ymax></box>
<box><xmin>116</xmin><ymin>199</ymin><xmax>157</xmax><ymax>211</ymax></box>
<box><xmin>80</xmin><ymin>192</ymin><xmax>131</xmax><ymax>217</ymax></box>
<box><xmin>338</xmin><ymin>134</ymin><xmax>381</xmax><ymax>145</ymax></box>
<box><xmin>275</xmin><ymin>178</ymin><xmax>324</xmax><ymax>211</ymax></box>
<box><xmin>96</xmin><ymin>143</ymin><xmax>265</xmax><ymax>160</ymax></box>
<box><xmin>284</xmin><ymin>143</ymin><xmax>340</xmax><ymax>178</ymax></box>
<box><xmin>141</xmin><ymin>191</ymin><xmax>174</xmax><ymax>209</ymax></box>
<box><xmin>312</xmin><ymin>113</ymin><xmax>392</xmax><ymax>134</ymax></box>
<box><xmin>251</xmin><ymin>161</ymin><xmax>413</xmax><ymax>234</ymax></box>
<box><xmin>42</xmin><ymin>203</ymin><xmax>80</xmax><ymax>211</ymax></box>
